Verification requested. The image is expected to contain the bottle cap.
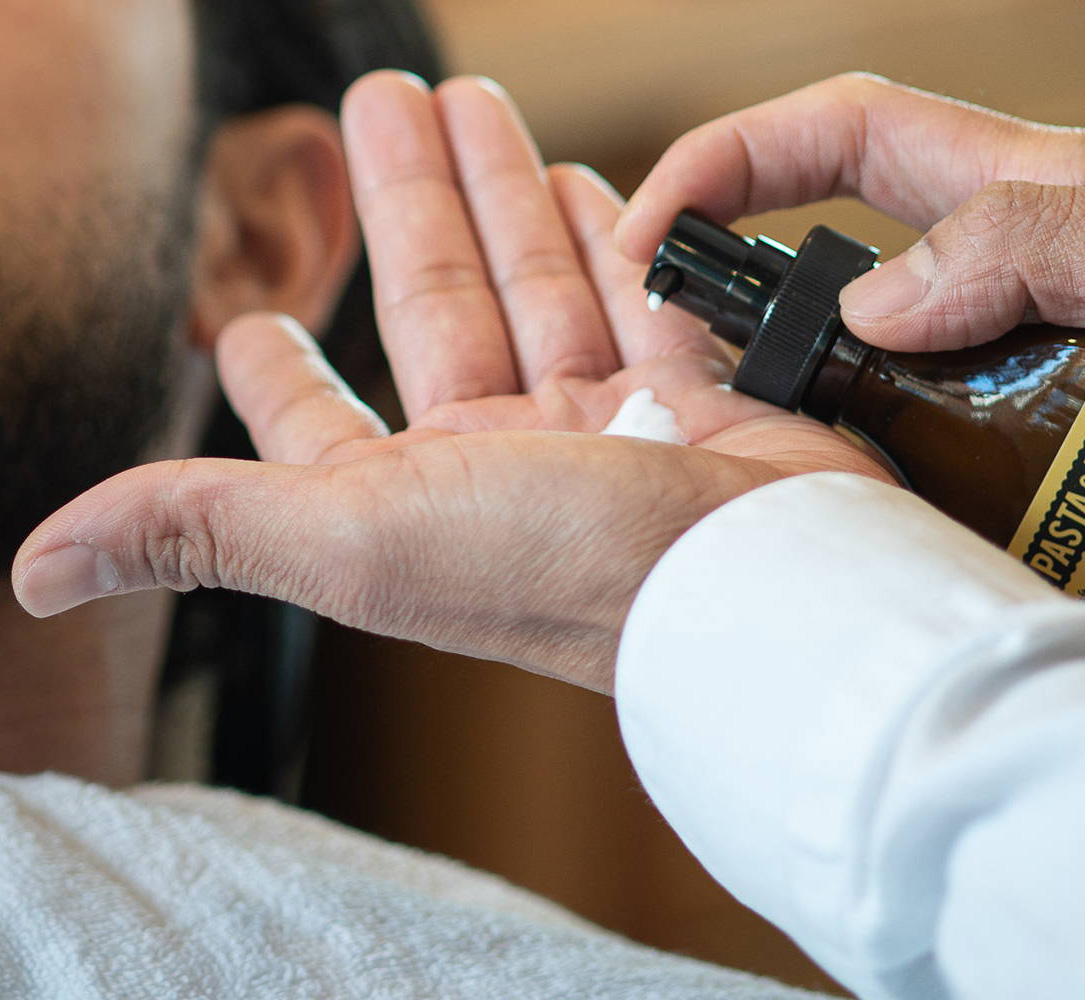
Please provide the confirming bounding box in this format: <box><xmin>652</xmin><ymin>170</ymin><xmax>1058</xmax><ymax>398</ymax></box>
<box><xmin>736</xmin><ymin>226</ymin><xmax>879</xmax><ymax>410</ymax></box>
<box><xmin>645</xmin><ymin>215</ymin><xmax>879</xmax><ymax>411</ymax></box>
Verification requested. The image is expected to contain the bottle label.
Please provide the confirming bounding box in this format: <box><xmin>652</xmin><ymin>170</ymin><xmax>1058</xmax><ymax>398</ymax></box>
<box><xmin>1008</xmin><ymin>403</ymin><xmax>1085</xmax><ymax>596</ymax></box>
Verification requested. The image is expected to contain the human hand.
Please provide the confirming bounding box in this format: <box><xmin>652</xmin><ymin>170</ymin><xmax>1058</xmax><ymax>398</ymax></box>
<box><xmin>336</xmin><ymin>71</ymin><xmax>883</xmax><ymax>476</ymax></box>
<box><xmin>340</xmin><ymin>70</ymin><xmax>740</xmax><ymax>438</ymax></box>
<box><xmin>11</xmin><ymin>74</ymin><xmax>890</xmax><ymax>694</ymax></box>
<box><xmin>616</xmin><ymin>73</ymin><xmax>1085</xmax><ymax>353</ymax></box>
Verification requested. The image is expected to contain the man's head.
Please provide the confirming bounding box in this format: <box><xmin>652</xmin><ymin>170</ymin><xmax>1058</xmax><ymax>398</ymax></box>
<box><xmin>0</xmin><ymin>0</ymin><xmax>439</xmax><ymax>562</ymax></box>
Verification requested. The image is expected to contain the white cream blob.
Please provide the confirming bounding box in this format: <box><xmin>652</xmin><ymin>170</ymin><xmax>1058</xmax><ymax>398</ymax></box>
<box><xmin>601</xmin><ymin>388</ymin><xmax>688</xmax><ymax>445</ymax></box>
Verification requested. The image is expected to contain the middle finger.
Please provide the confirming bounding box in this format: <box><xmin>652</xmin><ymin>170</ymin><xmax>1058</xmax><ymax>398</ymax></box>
<box><xmin>437</xmin><ymin>77</ymin><xmax>621</xmax><ymax>387</ymax></box>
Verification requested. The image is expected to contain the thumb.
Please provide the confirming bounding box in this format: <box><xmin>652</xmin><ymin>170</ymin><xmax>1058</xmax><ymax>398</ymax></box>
<box><xmin>839</xmin><ymin>181</ymin><xmax>1085</xmax><ymax>352</ymax></box>
<box><xmin>11</xmin><ymin>457</ymin><xmax>398</xmax><ymax>624</ymax></box>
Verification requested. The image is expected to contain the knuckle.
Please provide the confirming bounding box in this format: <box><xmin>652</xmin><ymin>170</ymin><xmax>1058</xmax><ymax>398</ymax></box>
<box><xmin>943</xmin><ymin>180</ymin><xmax>1041</xmax><ymax>253</ymax></box>
<box><xmin>357</xmin><ymin>168</ymin><xmax>451</xmax><ymax>207</ymax></box>
<box><xmin>495</xmin><ymin>247</ymin><xmax>580</xmax><ymax>292</ymax></box>
<box><xmin>1036</xmin><ymin>184</ymin><xmax>1085</xmax><ymax>242</ymax></box>
<box><xmin>980</xmin><ymin>179</ymin><xmax>1047</xmax><ymax>225</ymax></box>
<box><xmin>964</xmin><ymin>181</ymin><xmax>1085</xmax><ymax>247</ymax></box>
<box><xmin>406</xmin><ymin>259</ymin><xmax>486</xmax><ymax>294</ymax></box>
<box><xmin>1022</xmin><ymin>186</ymin><xmax>1085</xmax><ymax>314</ymax></box>
<box><xmin>925</xmin><ymin>178</ymin><xmax>1085</xmax><ymax>329</ymax></box>
<box><xmin>382</xmin><ymin>260</ymin><xmax>490</xmax><ymax>317</ymax></box>
<box><xmin>144</xmin><ymin>529</ymin><xmax>219</xmax><ymax>593</ymax></box>
<box><xmin>978</xmin><ymin>178</ymin><xmax>1039</xmax><ymax>222</ymax></box>
<box><xmin>141</xmin><ymin>460</ymin><xmax>230</xmax><ymax>592</ymax></box>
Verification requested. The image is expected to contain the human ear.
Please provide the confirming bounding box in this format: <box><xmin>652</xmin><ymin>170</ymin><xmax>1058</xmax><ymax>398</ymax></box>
<box><xmin>189</xmin><ymin>106</ymin><xmax>359</xmax><ymax>349</ymax></box>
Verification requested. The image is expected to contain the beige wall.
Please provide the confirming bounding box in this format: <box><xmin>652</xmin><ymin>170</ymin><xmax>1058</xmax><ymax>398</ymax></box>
<box><xmin>307</xmin><ymin>4</ymin><xmax>1085</xmax><ymax>996</ymax></box>
<box><xmin>427</xmin><ymin>0</ymin><xmax>1085</xmax><ymax>254</ymax></box>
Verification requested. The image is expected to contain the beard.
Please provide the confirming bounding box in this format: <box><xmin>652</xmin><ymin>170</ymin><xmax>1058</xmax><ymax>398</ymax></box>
<box><xmin>0</xmin><ymin>155</ymin><xmax>200</xmax><ymax>567</ymax></box>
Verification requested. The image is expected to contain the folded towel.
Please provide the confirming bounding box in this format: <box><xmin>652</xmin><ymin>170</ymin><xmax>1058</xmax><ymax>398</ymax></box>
<box><xmin>0</xmin><ymin>775</ymin><xmax>829</xmax><ymax>999</ymax></box>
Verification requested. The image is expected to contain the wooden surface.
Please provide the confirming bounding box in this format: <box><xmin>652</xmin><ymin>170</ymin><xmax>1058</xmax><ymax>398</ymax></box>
<box><xmin>305</xmin><ymin>3</ymin><xmax>1085</xmax><ymax>995</ymax></box>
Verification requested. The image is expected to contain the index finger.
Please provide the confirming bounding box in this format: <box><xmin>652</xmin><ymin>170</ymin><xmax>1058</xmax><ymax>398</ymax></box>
<box><xmin>615</xmin><ymin>73</ymin><xmax>1085</xmax><ymax>263</ymax></box>
<box><xmin>216</xmin><ymin>313</ymin><xmax>392</xmax><ymax>466</ymax></box>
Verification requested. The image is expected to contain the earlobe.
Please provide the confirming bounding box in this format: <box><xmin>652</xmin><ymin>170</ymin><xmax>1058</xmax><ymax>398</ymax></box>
<box><xmin>189</xmin><ymin>106</ymin><xmax>359</xmax><ymax>351</ymax></box>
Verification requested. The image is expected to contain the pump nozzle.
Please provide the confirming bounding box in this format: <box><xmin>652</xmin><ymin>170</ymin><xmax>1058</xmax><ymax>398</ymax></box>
<box><xmin>646</xmin><ymin>267</ymin><xmax>683</xmax><ymax>312</ymax></box>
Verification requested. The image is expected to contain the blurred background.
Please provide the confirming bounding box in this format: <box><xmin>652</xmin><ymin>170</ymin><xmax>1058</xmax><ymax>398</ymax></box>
<box><xmin>298</xmin><ymin>2</ymin><xmax>1085</xmax><ymax>994</ymax></box>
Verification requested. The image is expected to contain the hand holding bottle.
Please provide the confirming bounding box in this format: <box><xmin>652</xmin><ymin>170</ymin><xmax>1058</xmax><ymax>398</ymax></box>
<box><xmin>616</xmin><ymin>73</ymin><xmax>1085</xmax><ymax>354</ymax></box>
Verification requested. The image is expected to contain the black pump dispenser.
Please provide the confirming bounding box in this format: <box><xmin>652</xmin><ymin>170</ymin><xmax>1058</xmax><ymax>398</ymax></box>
<box><xmin>643</xmin><ymin>210</ymin><xmax>1085</xmax><ymax>597</ymax></box>
<box><xmin>646</xmin><ymin>212</ymin><xmax>879</xmax><ymax>411</ymax></box>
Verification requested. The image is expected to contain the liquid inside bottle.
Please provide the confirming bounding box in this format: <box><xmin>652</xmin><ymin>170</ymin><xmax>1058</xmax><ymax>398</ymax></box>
<box><xmin>646</xmin><ymin>213</ymin><xmax>1085</xmax><ymax>594</ymax></box>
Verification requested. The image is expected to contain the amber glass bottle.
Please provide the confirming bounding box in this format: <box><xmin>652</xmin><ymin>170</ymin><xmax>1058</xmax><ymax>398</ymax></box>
<box><xmin>646</xmin><ymin>213</ymin><xmax>1085</xmax><ymax>595</ymax></box>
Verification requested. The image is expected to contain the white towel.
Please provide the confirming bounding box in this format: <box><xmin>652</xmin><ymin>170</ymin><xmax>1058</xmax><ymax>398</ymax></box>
<box><xmin>0</xmin><ymin>774</ymin><xmax>831</xmax><ymax>999</ymax></box>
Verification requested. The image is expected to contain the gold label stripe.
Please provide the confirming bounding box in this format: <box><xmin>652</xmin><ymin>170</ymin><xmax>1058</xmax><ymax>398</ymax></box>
<box><xmin>1008</xmin><ymin>402</ymin><xmax>1085</xmax><ymax>596</ymax></box>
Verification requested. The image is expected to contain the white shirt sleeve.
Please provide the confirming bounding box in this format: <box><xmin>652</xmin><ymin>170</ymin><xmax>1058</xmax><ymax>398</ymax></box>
<box><xmin>615</xmin><ymin>471</ymin><xmax>1085</xmax><ymax>1000</ymax></box>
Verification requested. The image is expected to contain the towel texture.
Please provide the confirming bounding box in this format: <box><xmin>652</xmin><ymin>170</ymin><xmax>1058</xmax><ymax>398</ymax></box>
<box><xmin>0</xmin><ymin>774</ymin><xmax>829</xmax><ymax>999</ymax></box>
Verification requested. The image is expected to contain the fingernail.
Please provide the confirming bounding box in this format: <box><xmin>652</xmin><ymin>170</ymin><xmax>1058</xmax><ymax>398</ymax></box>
<box><xmin>397</xmin><ymin>71</ymin><xmax>432</xmax><ymax>94</ymax></box>
<box><xmin>371</xmin><ymin>69</ymin><xmax>431</xmax><ymax>93</ymax></box>
<box><xmin>562</xmin><ymin>162</ymin><xmax>623</xmax><ymax>202</ymax></box>
<box><xmin>470</xmin><ymin>76</ymin><xmax>511</xmax><ymax>102</ymax></box>
<box><xmin>16</xmin><ymin>545</ymin><xmax>120</xmax><ymax>618</ymax></box>
<box><xmin>840</xmin><ymin>240</ymin><xmax>936</xmax><ymax>318</ymax></box>
<box><xmin>273</xmin><ymin>313</ymin><xmax>314</xmax><ymax>346</ymax></box>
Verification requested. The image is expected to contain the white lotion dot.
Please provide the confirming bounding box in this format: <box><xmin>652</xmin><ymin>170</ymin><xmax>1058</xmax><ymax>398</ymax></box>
<box><xmin>646</xmin><ymin>291</ymin><xmax>665</xmax><ymax>313</ymax></box>
<box><xmin>602</xmin><ymin>388</ymin><xmax>687</xmax><ymax>445</ymax></box>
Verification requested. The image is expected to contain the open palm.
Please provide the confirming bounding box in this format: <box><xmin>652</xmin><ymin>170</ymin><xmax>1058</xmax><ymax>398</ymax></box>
<box><xmin>335</xmin><ymin>72</ymin><xmax>884</xmax><ymax>482</ymax></box>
